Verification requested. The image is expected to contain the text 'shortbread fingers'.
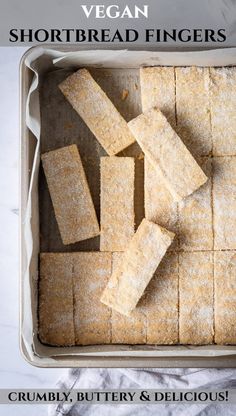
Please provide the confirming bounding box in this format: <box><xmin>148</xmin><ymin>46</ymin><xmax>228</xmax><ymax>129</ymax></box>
<box><xmin>59</xmin><ymin>69</ymin><xmax>136</xmax><ymax>155</ymax></box>
<box><xmin>128</xmin><ymin>108</ymin><xmax>208</xmax><ymax>201</ymax></box>
<box><xmin>213</xmin><ymin>157</ymin><xmax>236</xmax><ymax>250</ymax></box>
<box><xmin>214</xmin><ymin>251</ymin><xmax>236</xmax><ymax>344</ymax></box>
<box><xmin>111</xmin><ymin>253</ymin><xmax>146</xmax><ymax>344</ymax></box>
<box><xmin>179</xmin><ymin>252</ymin><xmax>214</xmax><ymax>345</ymax></box>
<box><xmin>210</xmin><ymin>67</ymin><xmax>236</xmax><ymax>155</ymax></box>
<box><xmin>178</xmin><ymin>157</ymin><xmax>213</xmax><ymax>250</ymax></box>
<box><xmin>100</xmin><ymin>157</ymin><xmax>135</xmax><ymax>252</ymax></box>
<box><xmin>39</xmin><ymin>253</ymin><xmax>75</xmax><ymax>346</ymax></box>
<box><xmin>140</xmin><ymin>67</ymin><xmax>176</xmax><ymax>127</ymax></box>
<box><xmin>145</xmin><ymin>252</ymin><xmax>179</xmax><ymax>344</ymax></box>
<box><xmin>176</xmin><ymin>67</ymin><xmax>211</xmax><ymax>156</ymax></box>
<box><xmin>73</xmin><ymin>252</ymin><xmax>112</xmax><ymax>345</ymax></box>
<box><xmin>41</xmin><ymin>144</ymin><xmax>99</xmax><ymax>245</ymax></box>
<box><xmin>101</xmin><ymin>218</ymin><xmax>175</xmax><ymax>316</ymax></box>
<box><xmin>144</xmin><ymin>158</ymin><xmax>178</xmax><ymax>246</ymax></box>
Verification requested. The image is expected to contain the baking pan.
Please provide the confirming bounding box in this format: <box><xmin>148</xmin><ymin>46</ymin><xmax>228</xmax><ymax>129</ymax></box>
<box><xmin>20</xmin><ymin>45</ymin><xmax>236</xmax><ymax>367</ymax></box>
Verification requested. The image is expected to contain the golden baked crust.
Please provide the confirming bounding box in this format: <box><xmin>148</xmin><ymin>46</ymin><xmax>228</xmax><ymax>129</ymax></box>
<box><xmin>101</xmin><ymin>219</ymin><xmax>175</xmax><ymax>316</ymax></box>
<box><xmin>175</xmin><ymin>67</ymin><xmax>211</xmax><ymax>156</ymax></box>
<box><xmin>144</xmin><ymin>158</ymin><xmax>178</xmax><ymax>250</ymax></box>
<box><xmin>128</xmin><ymin>108</ymin><xmax>208</xmax><ymax>201</ymax></box>
<box><xmin>214</xmin><ymin>251</ymin><xmax>236</xmax><ymax>344</ymax></box>
<box><xmin>178</xmin><ymin>157</ymin><xmax>213</xmax><ymax>250</ymax></box>
<box><xmin>41</xmin><ymin>144</ymin><xmax>99</xmax><ymax>245</ymax></box>
<box><xmin>38</xmin><ymin>253</ymin><xmax>75</xmax><ymax>346</ymax></box>
<box><xmin>140</xmin><ymin>66</ymin><xmax>176</xmax><ymax>127</ymax></box>
<box><xmin>213</xmin><ymin>157</ymin><xmax>236</xmax><ymax>250</ymax></box>
<box><xmin>210</xmin><ymin>67</ymin><xmax>236</xmax><ymax>156</ymax></box>
<box><xmin>100</xmin><ymin>157</ymin><xmax>135</xmax><ymax>252</ymax></box>
<box><xmin>111</xmin><ymin>253</ymin><xmax>147</xmax><ymax>344</ymax></box>
<box><xmin>59</xmin><ymin>69</ymin><xmax>136</xmax><ymax>155</ymax></box>
<box><xmin>179</xmin><ymin>252</ymin><xmax>214</xmax><ymax>345</ymax></box>
<box><xmin>73</xmin><ymin>252</ymin><xmax>112</xmax><ymax>345</ymax></box>
<box><xmin>146</xmin><ymin>252</ymin><xmax>179</xmax><ymax>345</ymax></box>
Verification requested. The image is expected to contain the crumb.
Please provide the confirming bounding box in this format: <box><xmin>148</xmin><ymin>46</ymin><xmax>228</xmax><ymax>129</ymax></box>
<box><xmin>121</xmin><ymin>89</ymin><xmax>129</xmax><ymax>101</ymax></box>
<box><xmin>64</xmin><ymin>122</ymin><xmax>74</xmax><ymax>130</ymax></box>
<box><xmin>137</xmin><ymin>153</ymin><xmax>144</xmax><ymax>160</ymax></box>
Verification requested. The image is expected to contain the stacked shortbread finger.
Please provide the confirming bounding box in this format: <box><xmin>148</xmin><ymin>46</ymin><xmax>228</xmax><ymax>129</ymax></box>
<box><xmin>39</xmin><ymin>66</ymin><xmax>236</xmax><ymax>347</ymax></box>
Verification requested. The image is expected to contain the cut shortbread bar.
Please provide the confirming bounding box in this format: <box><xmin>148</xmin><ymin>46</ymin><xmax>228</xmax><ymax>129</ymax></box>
<box><xmin>111</xmin><ymin>253</ymin><xmax>146</xmax><ymax>344</ymax></box>
<box><xmin>129</xmin><ymin>108</ymin><xmax>208</xmax><ymax>201</ymax></box>
<box><xmin>73</xmin><ymin>252</ymin><xmax>112</xmax><ymax>345</ymax></box>
<box><xmin>38</xmin><ymin>253</ymin><xmax>75</xmax><ymax>346</ymax></box>
<box><xmin>179</xmin><ymin>252</ymin><xmax>214</xmax><ymax>345</ymax></box>
<box><xmin>41</xmin><ymin>145</ymin><xmax>99</xmax><ymax>245</ymax></box>
<box><xmin>146</xmin><ymin>252</ymin><xmax>179</xmax><ymax>344</ymax></box>
<box><xmin>145</xmin><ymin>157</ymin><xmax>213</xmax><ymax>251</ymax></box>
<box><xmin>140</xmin><ymin>67</ymin><xmax>176</xmax><ymax>127</ymax></box>
<box><xmin>142</xmin><ymin>75</ymin><xmax>177</xmax><ymax>245</ymax></box>
<box><xmin>213</xmin><ymin>157</ymin><xmax>236</xmax><ymax>250</ymax></box>
<box><xmin>100</xmin><ymin>157</ymin><xmax>135</xmax><ymax>252</ymax></box>
<box><xmin>144</xmin><ymin>158</ymin><xmax>178</xmax><ymax>240</ymax></box>
<box><xmin>178</xmin><ymin>157</ymin><xmax>213</xmax><ymax>250</ymax></box>
<box><xmin>214</xmin><ymin>251</ymin><xmax>236</xmax><ymax>344</ymax></box>
<box><xmin>101</xmin><ymin>218</ymin><xmax>175</xmax><ymax>316</ymax></box>
<box><xmin>210</xmin><ymin>67</ymin><xmax>236</xmax><ymax>155</ymax></box>
<box><xmin>175</xmin><ymin>67</ymin><xmax>211</xmax><ymax>156</ymax></box>
<box><xmin>59</xmin><ymin>69</ymin><xmax>136</xmax><ymax>155</ymax></box>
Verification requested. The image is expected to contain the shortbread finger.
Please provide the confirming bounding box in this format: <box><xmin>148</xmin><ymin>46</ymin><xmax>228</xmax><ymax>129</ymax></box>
<box><xmin>213</xmin><ymin>157</ymin><xmax>236</xmax><ymax>250</ymax></box>
<box><xmin>39</xmin><ymin>253</ymin><xmax>75</xmax><ymax>346</ymax></box>
<box><xmin>41</xmin><ymin>145</ymin><xmax>99</xmax><ymax>245</ymax></box>
<box><xmin>176</xmin><ymin>67</ymin><xmax>211</xmax><ymax>156</ymax></box>
<box><xmin>73</xmin><ymin>252</ymin><xmax>112</xmax><ymax>345</ymax></box>
<box><xmin>100</xmin><ymin>157</ymin><xmax>135</xmax><ymax>252</ymax></box>
<box><xmin>101</xmin><ymin>219</ymin><xmax>175</xmax><ymax>316</ymax></box>
<box><xmin>128</xmin><ymin>108</ymin><xmax>208</xmax><ymax>201</ymax></box>
<box><xmin>111</xmin><ymin>253</ymin><xmax>146</xmax><ymax>344</ymax></box>
<box><xmin>140</xmin><ymin>66</ymin><xmax>176</xmax><ymax>127</ymax></box>
<box><xmin>179</xmin><ymin>252</ymin><xmax>214</xmax><ymax>345</ymax></box>
<box><xmin>210</xmin><ymin>67</ymin><xmax>236</xmax><ymax>155</ymax></box>
<box><xmin>144</xmin><ymin>158</ymin><xmax>178</xmax><ymax>237</ymax></box>
<box><xmin>146</xmin><ymin>252</ymin><xmax>178</xmax><ymax>344</ymax></box>
<box><xmin>214</xmin><ymin>251</ymin><xmax>236</xmax><ymax>344</ymax></box>
<box><xmin>178</xmin><ymin>158</ymin><xmax>213</xmax><ymax>250</ymax></box>
<box><xmin>59</xmin><ymin>69</ymin><xmax>136</xmax><ymax>155</ymax></box>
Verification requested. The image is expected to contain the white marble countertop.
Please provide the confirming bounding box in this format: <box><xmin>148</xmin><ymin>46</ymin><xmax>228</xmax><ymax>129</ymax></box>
<box><xmin>0</xmin><ymin>47</ymin><xmax>66</xmax><ymax>416</ymax></box>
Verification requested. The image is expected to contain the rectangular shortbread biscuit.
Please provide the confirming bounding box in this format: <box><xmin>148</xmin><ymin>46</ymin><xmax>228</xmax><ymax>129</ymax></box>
<box><xmin>178</xmin><ymin>158</ymin><xmax>213</xmax><ymax>250</ymax></box>
<box><xmin>111</xmin><ymin>253</ymin><xmax>146</xmax><ymax>344</ymax></box>
<box><xmin>39</xmin><ymin>253</ymin><xmax>75</xmax><ymax>346</ymax></box>
<box><xmin>213</xmin><ymin>157</ymin><xmax>236</xmax><ymax>250</ymax></box>
<box><xmin>59</xmin><ymin>69</ymin><xmax>136</xmax><ymax>155</ymax></box>
<box><xmin>144</xmin><ymin>158</ymin><xmax>178</xmax><ymax>239</ymax></box>
<box><xmin>73</xmin><ymin>252</ymin><xmax>112</xmax><ymax>345</ymax></box>
<box><xmin>100</xmin><ymin>157</ymin><xmax>135</xmax><ymax>252</ymax></box>
<box><xmin>179</xmin><ymin>252</ymin><xmax>214</xmax><ymax>345</ymax></box>
<box><xmin>214</xmin><ymin>251</ymin><xmax>236</xmax><ymax>344</ymax></box>
<box><xmin>128</xmin><ymin>108</ymin><xmax>208</xmax><ymax>201</ymax></box>
<box><xmin>41</xmin><ymin>145</ymin><xmax>99</xmax><ymax>245</ymax></box>
<box><xmin>210</xmin><ymin>67</ymin><xmax>236</xmax><ymax>155</ymax></box>
<box><xmin>145</xmin><ymin>252</ymin><xmax>179</xmax><ymax>344</ymax></box>
<box><xmin>175</xmin><ymin>67</ymin><xmax>211</xmax><ymax>156</ymax></box>
<box><xmin>140</xmin><ymin>67</ymin><xmax>176</xmax><ymax>127</ymax></box>
<box><xmin>101</xmin><ymin>218</ymin><xmax>175</xmax><ymax>316</ymax></box>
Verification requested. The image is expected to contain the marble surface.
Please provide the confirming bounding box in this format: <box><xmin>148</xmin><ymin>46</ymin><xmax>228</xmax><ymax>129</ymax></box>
<box><xmin>0</xmin><ymin>47</ymin><xmax>66</xmax><ymax>416</ymax></box>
